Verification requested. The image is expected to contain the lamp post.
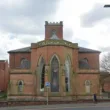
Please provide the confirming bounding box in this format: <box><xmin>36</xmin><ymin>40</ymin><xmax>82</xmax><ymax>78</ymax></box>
<box><xmin>104</xmin><ymin>5</ymin><xmax>110</xmax><ymax>8</ymax></box>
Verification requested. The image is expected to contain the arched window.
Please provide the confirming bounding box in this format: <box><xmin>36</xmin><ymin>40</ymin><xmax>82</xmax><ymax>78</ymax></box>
<box><xmin>51</xmin><ymin>55</ymin><xmax>59</xmax><ymax>92</ymax></box>
<box><xmin>65</xmin><ymin>56</ymin><xmax>71</xmax><ymax>92</ymax></box>
<box><xmin>85</xmin><ymin>80</ymin><xmax>91</xmax><ymax>94</ymax></box>
<box><xmin>18</xmin><ymin>80</ymin><xmax>24</xmax><ymax>92</ymax></box>
<box><xmin>39</xmin><ymin>57</ymin><xmax>45</xmax><ymax>92</ymax></box>
<box><xmin>20</xmin><ymin>58</ymin><xmax>30</xmax><ymax>69</ymax></box>
<box><xmin>79</xmin><ymin>58</ymin><xmax>90</xmax><ymax>69</ymax></box>
<box><xmin>84</xmin><ymin>58</ymin><xmax>88</xmax><ymax>63</ymax></box>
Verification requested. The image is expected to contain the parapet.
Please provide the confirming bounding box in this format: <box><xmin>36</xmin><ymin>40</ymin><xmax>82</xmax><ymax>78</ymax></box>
<box><xmin>45</xmin><ymin>21</ymin><xmax>63</xmax><ymax>26</ymax></box>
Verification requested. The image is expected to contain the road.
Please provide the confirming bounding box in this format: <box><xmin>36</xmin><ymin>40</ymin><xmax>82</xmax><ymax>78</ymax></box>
<box><xmin>1</xmin><ymin>103</ymin><xmax>110</xmax><ymax>110</ymax></box>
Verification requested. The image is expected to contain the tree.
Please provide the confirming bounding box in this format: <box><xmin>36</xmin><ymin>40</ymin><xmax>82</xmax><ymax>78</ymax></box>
<box><xmin>100</xmin><ymin>53</ymin><xmax>110</xmax><ymax>93</ymax></box>
<box><xmin>101</xmin><ymin>53</ymin><xmax>110</xmax><ymax>72</ymax></box>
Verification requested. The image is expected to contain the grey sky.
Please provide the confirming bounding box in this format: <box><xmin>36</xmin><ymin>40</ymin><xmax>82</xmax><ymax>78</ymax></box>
<box><xmin>81</xmin><ymin>3</ymin><xmax>110</xmax><ymax>27</ymax></box>
<box><xmin>0</xmin><ymin>0</ymin><xmax>59</xmax><ymax>35</ymax></box>
<box><xmin>0</xmin><ymin>0</ymin><xmax>110</xmax><ymax>60</ymax></box>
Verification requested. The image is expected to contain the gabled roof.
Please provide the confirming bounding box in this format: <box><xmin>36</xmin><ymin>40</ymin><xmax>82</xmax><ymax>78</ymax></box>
<box><xmin>8</xmin><ymin>46</ymin><xmax>100</xmax><ymax>53</ymax></box>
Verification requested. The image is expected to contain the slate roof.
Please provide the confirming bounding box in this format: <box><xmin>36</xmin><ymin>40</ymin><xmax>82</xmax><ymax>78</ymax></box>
<box><xmin>0</xmin><ymin>60</ymin><xmax>7</xmax><ymax>62</ymax></box>
<box><xmin>8</xmin><ymin>46</ymin><xmax>100</xmax><ymax>53</ymax></box>
<box><xmin>8</xmin><ymin>47</ymin><xmax>31</xmax><ymax>53</ymax></box>
<box><xmin>79</xmin><ymin>47</ymin><xmax>100</xmax><ymax>53</ymax></box>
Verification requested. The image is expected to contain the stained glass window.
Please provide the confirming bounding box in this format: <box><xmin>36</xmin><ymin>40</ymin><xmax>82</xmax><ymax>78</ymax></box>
<box><xmin>65</xmin><ymin>56</ymin><xmax>71</xmax><ymax>92</ymax></box>
<box><xmin>39</xmin><ymin>57</ymin><xmax>45</xmax><ymax>92</ymax></box>
<box><xmin>20</xmin><ymin>58</ymin><xmax>30</xmax><ymax>69</ymax></box>
<box><xmin>41</xmin><ymin>64</ymin><xmax>45</xmax><ymax>90</ymax></box>
<box><xmin>51</xmin><ymin>56</ymin><xmax>59</xmax><ymax>92</ymax></box>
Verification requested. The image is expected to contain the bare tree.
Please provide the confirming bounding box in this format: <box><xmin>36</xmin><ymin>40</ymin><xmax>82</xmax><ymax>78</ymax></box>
<box><xmin>101</xmin><ymin>53</ymin><xmax>110</xmax><ymax>72</ymax></box>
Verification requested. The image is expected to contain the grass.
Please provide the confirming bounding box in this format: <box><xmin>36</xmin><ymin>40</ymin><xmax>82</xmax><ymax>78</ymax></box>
<box><xmin>0</xmin><ymin>92</ymin><xmax>7</xmax><ymax>100</ymax></box>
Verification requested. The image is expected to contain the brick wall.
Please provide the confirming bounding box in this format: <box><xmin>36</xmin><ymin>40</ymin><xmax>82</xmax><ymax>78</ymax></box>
<box><xmin>0</xmin><ymin>60</ymin><xmax>8</xmax><ymax>92</ymax></box>
<box><xmin>79</xmin><ymin>53</ymin><xmax>100</xmax><ymax>69</ymax></box>
<box><xmin>31</xmin><ymin>46</ymin><xmax>78</xmax><ymax>72</ymax></box>
<box><xmin>104</xmin><ymin>82</ymin><xmax>110</xmax><ymax>91</ymax></box>
<box><xmin>9</xmin><ymin>74</ymin><xmax>35</xmax><ymax>95</ymax></box>
<box><xmin>9</xmin><ymin>53</ymin><xmax>31</xmax><ymax>69</ymax></box>
<box><xmin>73</xmin><ymin>73</ymin><xmax>100</xmax><ymax>95</ymax></box>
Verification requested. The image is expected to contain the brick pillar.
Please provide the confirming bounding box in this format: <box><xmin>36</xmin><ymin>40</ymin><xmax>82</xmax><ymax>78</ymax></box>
<box><xmin>44</xmin><ymin>66</ymin><xmax>49</xmax><ymax>96</ymax></box>
<box><xmin>62</xmin><ymin>67</ymin><xmax>66</xmax><ymax>96</ymax></box>
<box><xmin>36</xmin><ymin>66</ymin><xmax>40</xmax><ymax>96</ymax></box>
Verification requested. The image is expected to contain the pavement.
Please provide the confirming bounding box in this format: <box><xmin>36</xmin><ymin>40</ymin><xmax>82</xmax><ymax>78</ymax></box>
<box><xmin>0</xmin><ymin>102</ymin><xmax>110</xmax><ymax>110</ymax></box>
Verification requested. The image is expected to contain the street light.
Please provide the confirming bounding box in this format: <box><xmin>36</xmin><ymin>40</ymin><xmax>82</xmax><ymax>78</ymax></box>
<box><xmin>104</xmin><ymin>5</ymin><xmax>110</xmax><ymax>8</ymax></box>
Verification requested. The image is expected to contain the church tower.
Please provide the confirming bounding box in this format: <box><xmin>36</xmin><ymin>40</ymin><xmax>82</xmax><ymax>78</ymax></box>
<box><xmin>45</xmin><ymin>21</ymin><xmax>63</xmax><ymax>40</ymax></box>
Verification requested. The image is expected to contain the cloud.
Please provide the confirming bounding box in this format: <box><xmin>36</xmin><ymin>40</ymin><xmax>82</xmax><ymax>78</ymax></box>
<box><xmin>81</xmin><ymin>3</ymin><xmax>110</xmax><ymax>27</ymax></box>
<box><xmin>63</xmin><ymin>28</ymin><xmax>74</xmax><ymax>41</ymax></box>
<box><xmin>0</xmin><ymin>33</ymin><xmax>26</xmax><ymax>59</ymax></box>
<box><xmin>74</xmin><ymin>38</ymin><xmax>90</xmax><ymax>47</ymax></box>
<box><xmin>0</xmin><ymin>0</ymin><xmax>60</xmax><ymax>35</ymax></box>
<box><xmin>18</xmin><ymin>34</ymin><xmax>44</xmax><ymax>45</ymax></box>
<box><xmin>99</xmin><ymin>46</ymin><xmax>110</xmax><ymax>52</ymax></box>
<box><xmin>0</xmin><ymin>0</ymin><xmax>61</xmax><ymax>59</ymax></box>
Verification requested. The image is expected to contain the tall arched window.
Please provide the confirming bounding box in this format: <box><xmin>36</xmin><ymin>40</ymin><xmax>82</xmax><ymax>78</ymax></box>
<box><xmin>18</xmin><ymin>80</ymin><xmax>24</xmax><ymax>92</ymax></box>
<box><xmin>51</xmin><ymin>55</ymin><xmax>59</xmax><ymax>92</ymax></box>
<box><xmin>85</xmin><ymin>80</ymin><xmax>91</xmax><ymax>94</ymax></box>
<box><xmin>39</xmin><ymin>57</ymin><xmax>45</xmax><ymax>92</ymax></box>
<box><xmin>20</xmin><ymin>58</ymin><xmax>30</xmax><ymax>69</ymax></box>
<box><xmin>65</xmin><ymin>56</ymin><xmax>71</xmax><ymax>92</ymax></box>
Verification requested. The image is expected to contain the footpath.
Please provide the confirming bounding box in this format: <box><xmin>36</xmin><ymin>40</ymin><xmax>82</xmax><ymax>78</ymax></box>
<box><xmin>0</xmin><ymin>102</ymin><xmax>110</xmax><ymax>110</ymax></box>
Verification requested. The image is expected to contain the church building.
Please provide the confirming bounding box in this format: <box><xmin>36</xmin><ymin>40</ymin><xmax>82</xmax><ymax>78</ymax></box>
<box><xmin>8</xmin><ymin>21</ymin><xmax>100</xmax><ymax>100</ymax></box>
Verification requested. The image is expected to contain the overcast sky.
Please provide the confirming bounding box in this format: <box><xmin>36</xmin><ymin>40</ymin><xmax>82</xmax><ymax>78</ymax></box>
<box><xmin>0</xmin><ymin>0</ymin><xmax>110</xmax><ymax>60</ymax></box>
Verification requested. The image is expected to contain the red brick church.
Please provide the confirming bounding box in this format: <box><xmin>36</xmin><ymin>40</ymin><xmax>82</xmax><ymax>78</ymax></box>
<box><xmin>7</xmin><ymin>21</ymin><xmax>100</xmax><ymax>100</ymax></box>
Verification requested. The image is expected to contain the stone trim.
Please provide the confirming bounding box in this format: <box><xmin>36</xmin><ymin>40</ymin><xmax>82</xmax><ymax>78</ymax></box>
<box><xmin>8</xmin><ymin>94</ymin><xmax>35</xmax><ymax>96</ymax></box>
<box><xmin>9</xmin><ymin>69</ymin><xmax>32</xmax><ymax>74</ymax></box>
<box><xmin>31</xmin><ymin>40</ymin><xmax>78</xmax><ymax>49</ymax></box>
<box><xmin>78</xmin><ymin>73</ymin><xmax>99</xmax><ymax>74</ymax></box>
<box><xmin>77</xmin><ymin>69</ymin><xmax>100</xmax><ymax>74</ymax></box>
